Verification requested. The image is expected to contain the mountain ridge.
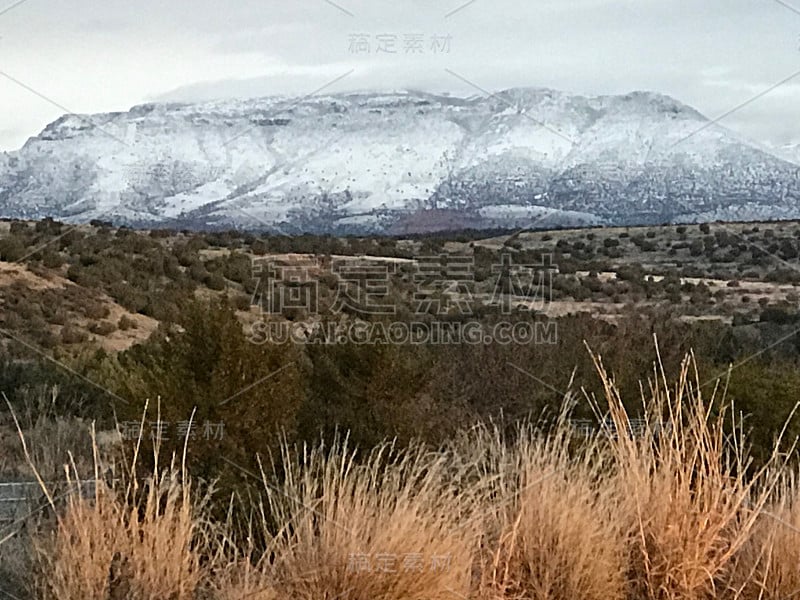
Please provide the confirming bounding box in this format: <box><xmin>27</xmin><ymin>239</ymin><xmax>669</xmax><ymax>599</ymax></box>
<box><xmin>1</xmin><ymin>87</ymin><xmax>799</xmax><ymax>233</ymax></box>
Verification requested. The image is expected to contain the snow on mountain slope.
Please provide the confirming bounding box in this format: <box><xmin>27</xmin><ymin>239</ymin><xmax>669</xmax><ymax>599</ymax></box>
<box><xmin>1</xmin><ymin>88</ymin><xmax>799</xmax><ymax>234</ymax></box>
<box><xmin>769</xmin><ymin>142</ymin><xmax>800</xmax><ymax>166</ymax></box>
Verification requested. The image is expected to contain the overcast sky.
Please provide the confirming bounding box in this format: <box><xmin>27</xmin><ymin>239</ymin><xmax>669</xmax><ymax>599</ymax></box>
<box><xmin>1</xmin><ymin>0</ymin><xmax>800</xmax><ymax>151</ymax></box>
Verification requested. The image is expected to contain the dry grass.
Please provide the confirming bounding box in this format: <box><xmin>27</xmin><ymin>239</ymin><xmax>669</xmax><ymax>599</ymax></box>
<box><xmin>2</xmin><ymin>351</ymin><xmax>800</xmax><ymax>599</ymax></box>
<box><xmin>593</xmin><ymin>350</ymin><xmax>786</xmax><ymax>600</ymax></box>
<box><xmin>33</xmin><ymin>471</ymin><xmax>207</xmax><ymax>600</ymax></box>
<box><xmin>0</xmin><ymin>386</ymin><xmax>95</xmax><ymax>480</ymax></box>
<box><xmin>464</xmin><ymin>420</ymin><xmax>627</xmax><ymax>600</ymax></box>
<box><xmin>7</xmin><ymin>404</ymin><xmax>215</xmax><ymax>600</ymax></box>
<box><xmin>728</xmin><ymin>471</ymin><xmax>800</xmax><ymax>600</ymax></box>
<box><xmin>220</xmin><ymin>438</ymin><xmax>482</xmax><ymax>600</ymax></box>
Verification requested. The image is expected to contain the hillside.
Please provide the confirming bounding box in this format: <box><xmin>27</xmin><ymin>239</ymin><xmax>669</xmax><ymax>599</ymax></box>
<box><xmin>2</xmin><ymin>218</ymin><xmax>800</xmax><ymax>360</ymax></box>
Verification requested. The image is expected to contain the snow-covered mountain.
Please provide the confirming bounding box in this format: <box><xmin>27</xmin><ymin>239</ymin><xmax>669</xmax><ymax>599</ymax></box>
<box><xmin>770</xmin><ymin>142</ymin><xmax>800</xmax><ymax>167</ymax></box>
<box><xmin>1</xmin><ymin>88</ymin><xmax>799</xmax><ymax>234</ymax></box>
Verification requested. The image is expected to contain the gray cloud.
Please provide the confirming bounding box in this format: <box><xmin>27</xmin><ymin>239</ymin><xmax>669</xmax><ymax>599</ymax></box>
<box><xmin>1</xmin><ymin>0</ymin><xmax>799</xmax><ymax>150</ymax></box>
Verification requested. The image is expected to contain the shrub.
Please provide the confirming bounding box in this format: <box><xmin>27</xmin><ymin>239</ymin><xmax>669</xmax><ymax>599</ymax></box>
<box><xmin>0</xmin><ymin>311</ymin><xmax>25</xmax><ymax>330</ymax></box>
<box><xmin>118</xmin><ymin>315</ymin><xmax>137</xmax><ymax>331</ymax></box>
<box><xmin>35</xmin><ymin>330</ymin><xmax>60</xmax><ymax>350</ymax></box>
<box><xmin>9</xmin><ymin>221</ymin><xmax>29</xmax><ymax>235</ymax></box>
<box><xmin>0</xmin><ymin>236</ymin><xmax>26</xmax><ymax>261</ymax></box>
<box><xmin>42</xmin><ymin>251</ymin><xmax>64</xmax><ymax>269</ymax></box>
<box><xmin>222</xmin><ymin>253</ymin><xmax>252</xmax><ymax>284</ymax></box>
<box><xmin>89</xmin><ymin>321</ymin><xmax>117</xmax><ymax>336</ymax></box>
<box><xmin>616</xmin><ymin>264</ymin><xmax>645</xmax><ymax>282</ymax></box>
<box><xmin>250</xmin><ymin>239</ymin><xmax>268</xmax><ymax>255</ymax></box>
<box><xmin>60</xmin><ymin>326</ymin><xmax>89</xmax><ymax>345</ymax></box>
<box><xmin>187</xmin><ymin>262</ymin><xmax>208</xmax><ymax>282</ymax></box>
<box><xmin>231</xmin><ymin>294</ymin><xmax>252</xmax><ymax>312</ymax></box>
<box><xmin>34</xmin><ymin>217</ymin><xmax>62</xmax><ymax>235</ymax></box>
<box><xmin>759</xmin><ymin>307</ymin><xmax>797</xmax><ymax>324</ymax></box>
<box><xmin>110</xmin><ymin>284</ymin><xmax>148</xmax><ymax>314</ymax></box>
<box><xmin>83</xmin><ymin>302</ymin><xmax>110</xmax><ymax>320</ymax></box>
<box><xmin>103</xmin><ymin>301</ymin><xmax>306</xmax><ymax>484</ymax></box>
<box><xmin>204</xmin><ymin>272</ymin><xmax>226</xmax><ymax>291</ymax></box>
<box><xmin>66</xmin><ymin>265</ymin><xmax>102</xmax><ymax>289</ymax></box>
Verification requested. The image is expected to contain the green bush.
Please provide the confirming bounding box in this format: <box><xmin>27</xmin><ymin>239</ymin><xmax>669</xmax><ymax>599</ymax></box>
<box><xmin>97</xmin><ymin>301</ymin><xmax>305</xmax><ymax>485</ymax></box>
<box><xmin>89</xmin><ymin>320</ymin><xmax>117</xmax><ymax>336</ymax></box>
<box><xmin>83</xmin><ymin>301</ymin><xmax>110</xmax><ymax>320</ymax></box>
<box><xmin>204</xmin><ymin>272</ymin><xmax>226</xmax><ymax>291</ymax></box>
<box><xmin>759</xmin><ymin>307</ymin><xmax>798</xmax><ymax>324</ymax></box>
<box><xmin>42</xmin><ymin>251</ymin><xmax>64</xmax><ymax>268</ymax></box>
<box><xmin>726</xmin><ymin>361</ymin><xmax>800</xmax><ymax>468</ymax></box>
<box><xmin>61</xmin><ymin>326</ymin><xmax>89</xmax><ymax>345</ymax></box>
<box><xmin>0</xmin><ymin>236</ymin><xmax>26</xmax><ymax>261</ymax></box>
<box><xmin>118</xmin><ymin>315</ymin><xmax>138</xmax><ymax>330</ymax></box>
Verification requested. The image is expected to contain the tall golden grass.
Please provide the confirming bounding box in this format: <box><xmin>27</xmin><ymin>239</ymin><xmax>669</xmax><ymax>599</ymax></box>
<box><xmin>22</xmin><ymin>408</ymin><xmax>215</xmax><ymax>600</ymax></box>
<box><xmin>593</xmin><ymin>352</ymin><xmax>789</xmax><ymax>600</ymax></box>
<box><xmin>213</xmin><ymin>439</ymin><xmax>481</xmax><ymax>600</ymax></box>
<box><xmin>460</xmin><ymin>419</ymin><xmax>627</xmax><ymax>600</ymax></box>
<box><xmin>3</xmin><ymin>352</ymin><xmax>800</xmax><ymax>600</ymax></box>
